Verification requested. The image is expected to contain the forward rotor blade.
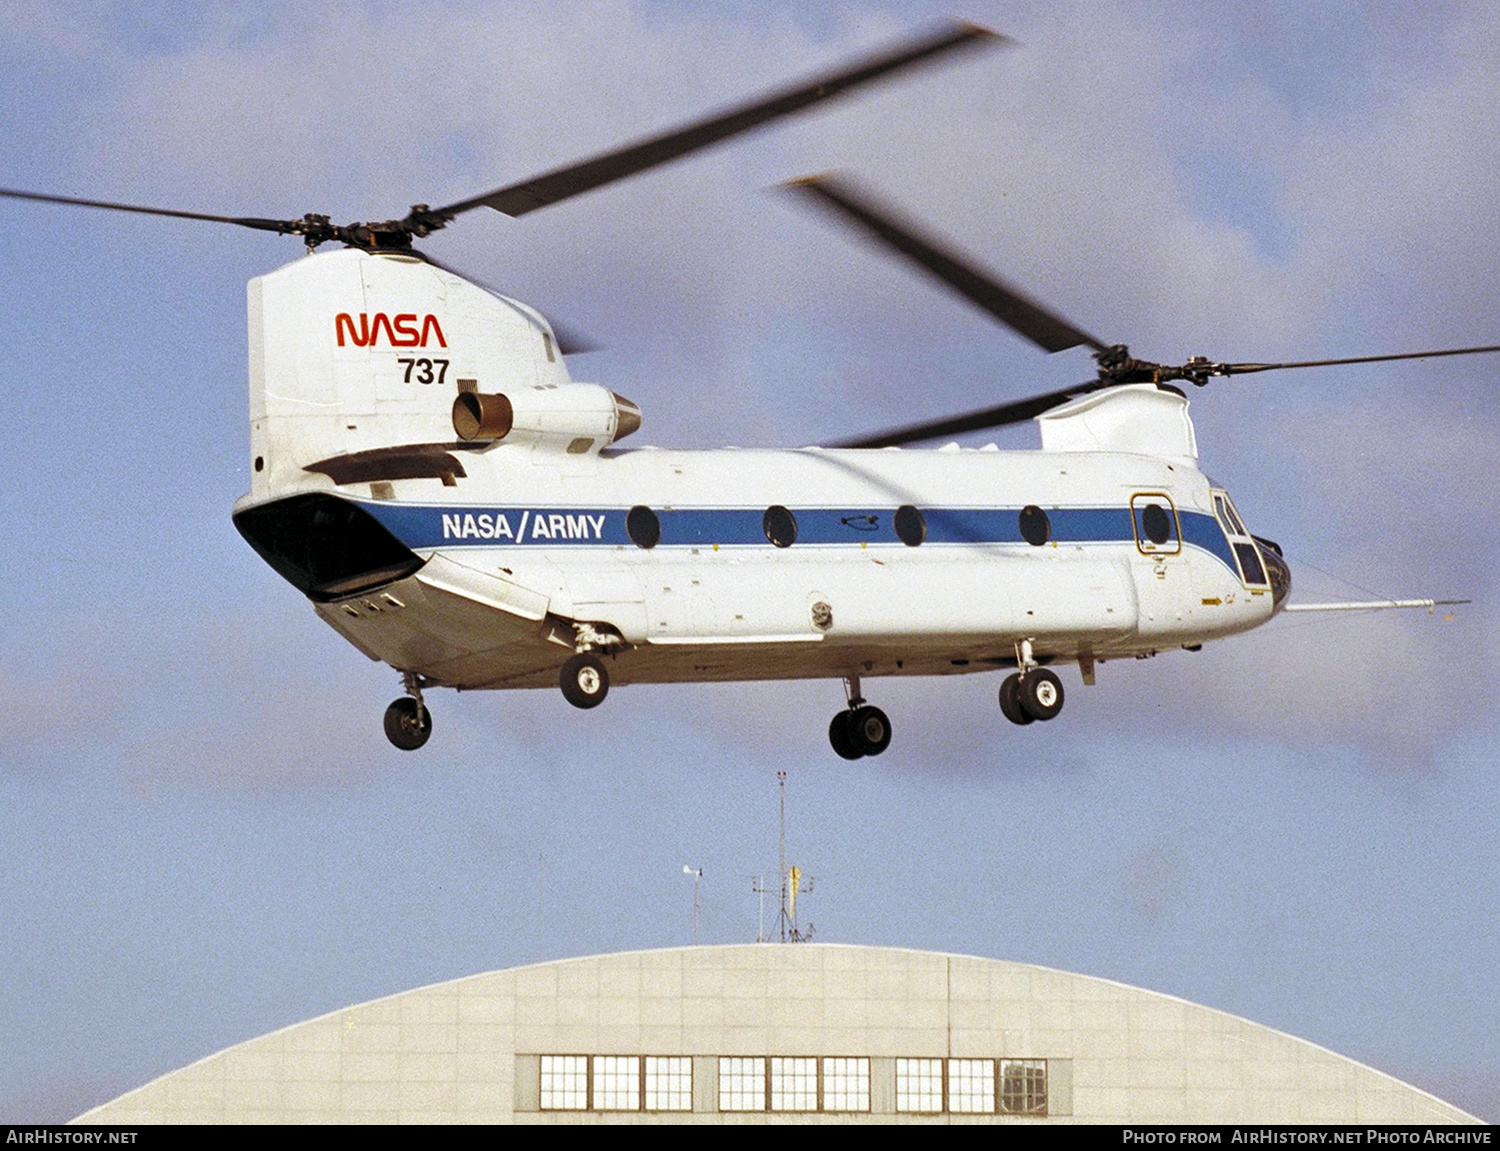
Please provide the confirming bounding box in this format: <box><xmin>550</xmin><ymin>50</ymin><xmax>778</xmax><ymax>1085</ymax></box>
<box><xmin>0</xmin><ymin>187</ymin><xmax>297</xmax><ymax>234</ymax></box>
<box><xmin>828</xmin><ymin>381</ymin><xmax>1105</xmax><ymax>449</ymax></box>
<box><xmin>1216</xmin><ymin>343</ymin><xmax>1500</xmax><ymax>376</ymax></box>
<box><xmin>784</xmin><ymin>173</ymin><xmax>1106</xmax><ymax>355</ymax></box>
<box><xmin>433</xmin><ymin>22</ymin><xmax>1002</xmax><ymax>221</ymax></box>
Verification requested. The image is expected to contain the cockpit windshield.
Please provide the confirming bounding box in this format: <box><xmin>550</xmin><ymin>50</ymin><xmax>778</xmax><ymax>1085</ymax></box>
<box><xmin>1212</xmin><ymin>492</ymin><xmax>1247</xmax><ymax>537</ymax></box>
<box><xmin>1211</xmin><ymin>490</ymin><xmax>1269</xmax><ymax>588</ymax></box>
<box><xmin>1209</xmin><ymin>490</ymin><xmax>1291</xmax><ymax>608</ymax></box>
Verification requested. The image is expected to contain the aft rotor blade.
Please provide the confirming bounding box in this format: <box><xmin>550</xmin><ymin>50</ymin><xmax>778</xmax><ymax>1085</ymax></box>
<box><xmin>433</xmin><ymin>23</ymin><xmax>1002</xmax><ymax>220</ymax></box>
<box><xmin>421</xmin><ymin>251</ymin><xmax>600</xmax><ymax>355</ymax></box>
<box><xmin>546</xmin><ymin>320</ymin><xmax>599</xmax><ymax>356</ymax></box>
<box><xmin>1217</xmin><ymin>343</ymin><xmax>1500</xmax><ymax>376</ymax></box>
<box><xmin>828</xmin><ymin>380</ymin><xmax>1105</xmax><ymax>448</ymax></box>
<box><xmin>784</xmin><ymin>173</ymin><xmax>1106</xmax><ymax>355</ymax></box>
<box><xmin>0</xmin><ymin>187</ymin><xmax>297</xmax><ymax>234</ymax></box>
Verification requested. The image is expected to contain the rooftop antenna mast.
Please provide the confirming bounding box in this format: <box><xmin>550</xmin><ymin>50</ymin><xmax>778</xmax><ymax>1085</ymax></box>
<box><xmin>751</xmin><ymin>873</ymin><xmax>770</xmax><ymax>943</ymax></box>
<box><xmin>682</xmin><ymin>865</ymin><xmax>703</xmax><ymax>944</ymax></box>
<box><xmin>775</xmin><ymin>771</ymin><xmax>814</xmax><ymax>943</ymax></box>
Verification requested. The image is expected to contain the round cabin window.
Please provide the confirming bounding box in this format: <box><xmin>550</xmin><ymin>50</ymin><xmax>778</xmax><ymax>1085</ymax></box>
<box><xmin>1018</xmin><ymin>505</ymin><xmax>1051</xmax><ymax>546</ymax></box>
<box><xmin>763</xmin><ymin>505</ymin><xmax>798</xmax><ymax>548</ymax></box>
<box><xmin>894</xmin><ymin>504</ymin><xmax>926</xmax><ymax>547</ymax></box>
<box><xmin>626</xmin><ymin>505</ymin><xmax>661</xmax><ymax>549</ymax></box>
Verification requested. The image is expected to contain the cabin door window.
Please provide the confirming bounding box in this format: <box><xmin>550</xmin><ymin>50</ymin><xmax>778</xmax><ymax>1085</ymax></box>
<box><xmin>1129</xmin><ymin>493</ymin><xmax>1181</xmax><ymax>556</ymax></box>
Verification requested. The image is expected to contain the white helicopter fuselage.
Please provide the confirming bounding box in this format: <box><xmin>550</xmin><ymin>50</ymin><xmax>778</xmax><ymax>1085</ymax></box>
<box><xmin>233</xmin><ymin>248</ymin><xmax>1284</xmax><ymax>711</ymax></box>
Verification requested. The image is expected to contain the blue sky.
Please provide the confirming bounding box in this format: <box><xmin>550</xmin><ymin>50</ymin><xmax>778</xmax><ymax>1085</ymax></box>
<box><xmin>1</xmin><ymin>0</ymin><xmax>1497</xmax><ymax>1122</ymax></box>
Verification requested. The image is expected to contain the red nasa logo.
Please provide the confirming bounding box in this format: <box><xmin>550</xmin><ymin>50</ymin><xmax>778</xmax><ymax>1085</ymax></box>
<box><xmin>334</xmin><ymin>312</ymin><xmax>448</xmax><ymax>348</ymax></box>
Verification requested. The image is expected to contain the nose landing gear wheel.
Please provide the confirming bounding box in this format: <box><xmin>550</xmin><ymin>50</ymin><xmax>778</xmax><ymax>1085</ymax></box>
<box><xmin>560</xmin><ymin>652</ymin><xmax>610</xmax><ymax>709</ymax></box>
<box><xmin>999</xmin><ymin>673</ymin><xmax>1034</xmax><ymax>726</ymax></box>
<box><xmin>384</xmin><ymin>697</ymin><xmax>432</xmax><ymax>750</ymax></box>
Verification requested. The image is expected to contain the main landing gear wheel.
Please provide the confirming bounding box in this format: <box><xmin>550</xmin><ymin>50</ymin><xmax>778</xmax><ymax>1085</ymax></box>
<box><xmin>384</xmin><ymin>697</ymin><xmax>432</xmax><ymax>750</ymax></box>
<box><xmin>999</xmin><ymin>673</ymin><xmax>1034</xmax><ymax>726</ymax></box>
<box><xmin>1021</xmin><ymin>667</ymin><xmax>1064</xmax><ymax>720</ymax></box>
<box><xmin>828</xmin><ymin>705</ymin><xmax>893</xmax><ymax>759</ymax></box>
<box><xmin>560</xmin><ymin>652</ymin><xmax>609</xmax><ymax>709</ymax></box>
<box><xmin>851</xmin><ymin>704</ymin><xmax>892</xmax><ymax>755</ymax></box>
<box><xmin>1000</xmin><ymin>669</ymin><xmax>1065</xmax><ymax>724</ymax></box>
<box><xmin>829</xmin><ymin>711</ymin><xmax>863</xmax><ymax>760</ymax></box>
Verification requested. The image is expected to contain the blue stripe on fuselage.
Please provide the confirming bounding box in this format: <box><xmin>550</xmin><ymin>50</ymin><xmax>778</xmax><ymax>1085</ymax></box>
<box><xmin>1179</xmin><ymin>509</ymin><xmax>1238</xmax><ymax>572</ymax></box>
<box><xmin>357</xmin><ymin>501</ymin><xmax>1240</xmax><ymax>573</ymax></box>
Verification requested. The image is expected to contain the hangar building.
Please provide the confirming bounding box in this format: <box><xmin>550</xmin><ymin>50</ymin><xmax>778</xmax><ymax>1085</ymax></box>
<box><xmin>76</xmin><ymin>945</ymin><xmax>1478</xmax><ymax>1124</ymax></box>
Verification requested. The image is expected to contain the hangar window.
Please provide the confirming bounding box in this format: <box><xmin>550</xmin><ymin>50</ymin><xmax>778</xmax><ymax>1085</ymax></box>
<box><xmin>644</xmin><ymin>1056</ymin><xmax>692</xmax><ymax>1111</ymax></box>
<box><xmin>719</xmin><ymin>1056</ymin><xmax>766</xmax><ymax>1112</ymax></box>
<box><xmin>770</xmin><ymin>1057</ymin><xmax>818</xmax><ymax>1112</ymax></box>
<box><xmin>895</xmin><ymin>1057</ymin><xmax>944</xmax><ymax>1113</ymax></box>
<box><xmin>948</xmin><ymin>1058</ymin><xmax>996</xmax><ymax>1113</ymax></box>
<box><xmin>532</xmin><ymin>1050</ymin><xmax>1048</xmax><ymax>1114</ymax></box>
<box><xmin>822</xmin><ymin>1057</ymin><xmax>870</xmax><ymax>1112</ymax></box>
<box><xmin>1000</xmin><ymin>1059</ymin><xmax>1048</xmax><ymax>1116</ymax></box>
<box><xmin>592</xmin><ymin>1055</ymin><xmax>639</xmax><ymax>1111</ymax></box>
<box><xmin>539</xmin><ymin>1055</ymin><xmax>589</xmax><ymax>1110</ymax></box>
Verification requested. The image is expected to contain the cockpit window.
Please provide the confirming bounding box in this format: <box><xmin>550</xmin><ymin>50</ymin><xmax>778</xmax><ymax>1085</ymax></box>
<box><xmin>1211</xmin><ymin>489</ymin><xmax>1269</xmax><ymax>587</ymax></box>
<box><xmin>1213</xmin><ymin>493</ymin><xmax>1248</xmax><ymax>537</ymax></box>
<box><xmin>1233</xmin><ymin>541</ymin><xmax>1268</xmax><ymax>586</ymax></box>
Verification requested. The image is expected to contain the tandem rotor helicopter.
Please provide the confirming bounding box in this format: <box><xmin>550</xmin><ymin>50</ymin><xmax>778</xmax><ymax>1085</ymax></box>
<box><xmin>4</xmin><ymin>24</ymin><xmax>1482</xmax><ymax>757</ymax></box>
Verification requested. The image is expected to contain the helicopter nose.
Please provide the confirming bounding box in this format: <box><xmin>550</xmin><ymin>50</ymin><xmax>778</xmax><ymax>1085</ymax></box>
<box><xmin>1254</xmin><ymin>536</ymin><xmax>1291</xmax><ymax>611</ymax></box>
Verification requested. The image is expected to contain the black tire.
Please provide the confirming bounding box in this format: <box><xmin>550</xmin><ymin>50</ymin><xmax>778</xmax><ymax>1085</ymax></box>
<box><xmin>560</xmin><ymin>652</ymin><xmax>609</xmax><ymax>709</ymax></box>
<box><xmin>829</xmin><ymin>711</ymin><xmax>863</xmax><ymax>760</ymax></box>
<box><xmin>1019</xmin><ymin>667</ymin><xmax>1064</xmax><ymax>721</ymax></box>
<box><xmin>998</xmin><ymin>673</ymin><xmax>1034</xmax><ymax>726</ymax></box>
<box><xmin>849</xmin><ymin>705</ymin><xmax>892</xmax><ymax>756</ymax></box>
<box><xmin>384</xmin><ymin>697</ymin><xmax>432</xmax><ymax>751</ymax></box>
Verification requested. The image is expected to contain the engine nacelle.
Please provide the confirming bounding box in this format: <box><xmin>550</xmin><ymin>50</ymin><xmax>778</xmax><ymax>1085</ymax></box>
<box><xmin>453</xmin><ymin>383</ymin><xmax>642</xmax><ymax>453</ymax></box>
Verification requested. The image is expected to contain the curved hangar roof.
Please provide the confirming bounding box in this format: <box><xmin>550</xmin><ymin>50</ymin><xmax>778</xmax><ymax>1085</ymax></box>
<box><xmin>77</xmin><ymin>944</ymin><xmax>1476</xmax><ymax>1125</ymax></box>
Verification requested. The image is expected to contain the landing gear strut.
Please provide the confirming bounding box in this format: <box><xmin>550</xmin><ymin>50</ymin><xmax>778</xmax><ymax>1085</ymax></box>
<box><xmin>384</xmin><ymin>671</ymin><xmax>433</xmax><ymax>750</ymax></box>
<box><xmin>559</xmin><ymin>623</ymin><xmax>621</xmax><ymax>709</ymax></box>
<box><xmin>828</xmin><ymin>674</ymin><xmax>892</xmax><ymax>759</ymax></box>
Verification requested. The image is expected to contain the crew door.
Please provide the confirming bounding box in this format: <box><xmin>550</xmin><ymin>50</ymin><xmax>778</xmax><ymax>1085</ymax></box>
<box><xmin>1128</xmin><ymin>491</ymin><xmax>1194</xmax><ymax>639</ymax></box>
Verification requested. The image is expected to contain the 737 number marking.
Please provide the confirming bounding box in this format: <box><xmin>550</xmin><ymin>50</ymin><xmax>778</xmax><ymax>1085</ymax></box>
<box><xmin>397</xmin><ymin>358</ymin><xmax>449</xmax><ymax>384</ymax></box>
